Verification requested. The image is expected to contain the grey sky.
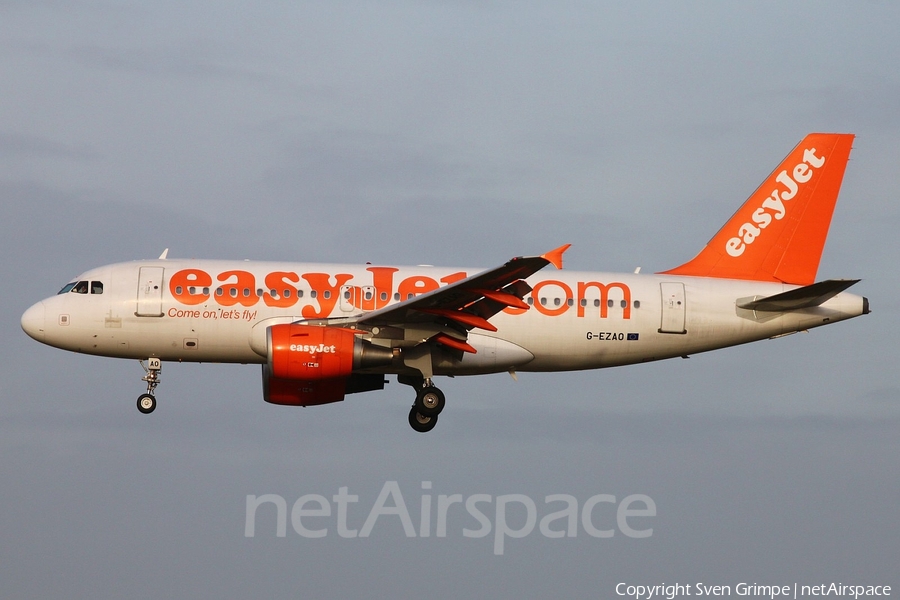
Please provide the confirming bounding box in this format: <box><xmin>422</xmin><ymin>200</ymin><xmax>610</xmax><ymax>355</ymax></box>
<box><xmin>1</xmin><ymin>2</ymin><xmax>898</xmax><ymax>598</ymax></box>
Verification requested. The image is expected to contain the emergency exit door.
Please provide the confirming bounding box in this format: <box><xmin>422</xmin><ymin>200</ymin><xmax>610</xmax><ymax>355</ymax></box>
<box><xmin>340</xmin><ymin>285</ymin><xmax>377</xmax><ymax>312</ymax></box>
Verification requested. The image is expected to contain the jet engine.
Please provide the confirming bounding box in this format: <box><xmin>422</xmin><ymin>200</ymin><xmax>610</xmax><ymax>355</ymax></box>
<box><xmin>262</xmin><ymin>323</ymin><xmax>394</xmax><ymax>406</ymax></box>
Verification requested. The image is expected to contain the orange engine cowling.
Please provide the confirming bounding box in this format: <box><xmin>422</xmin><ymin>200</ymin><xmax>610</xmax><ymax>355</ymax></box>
<box><xmin>263</xmin><ymin>375</ymin><xmax>349</xmax><ymax>406</ymax></box>
<box><xmin>268</xmin><ymin>323</ymin><xmax>359</xmax><ymax>380</ymax></box>
<box><xmin>263</xmin><ymin>324</ymin><xmax>394</xmax><ymax>406</ymax></box>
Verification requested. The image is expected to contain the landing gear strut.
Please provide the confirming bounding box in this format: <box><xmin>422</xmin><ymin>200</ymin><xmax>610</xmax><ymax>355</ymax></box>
<box><xmin>401</xmin><ymin>376</ymin><xmax>445</xmax><ymax>433</ymax></box>
<box><xmin>137</xmin><ymin>358</ymin><xmax>161</xmax><ymax>414</ymax></box>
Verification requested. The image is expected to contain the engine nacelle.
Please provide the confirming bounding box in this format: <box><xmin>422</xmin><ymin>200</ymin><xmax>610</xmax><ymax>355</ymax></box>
<box><xmin>268</xmin><ymin>324</ymin><xmax>358</xmax><ymax>380</ymax></box>
<box><xmin>263</xmin><ymin>374</ymin><xmax>349</xmax><ymax>406</ymax></box>
<box><xmin>263</xmin><ymin>324</ymin><xmax>394</xmax><ymax>406</ymax></box>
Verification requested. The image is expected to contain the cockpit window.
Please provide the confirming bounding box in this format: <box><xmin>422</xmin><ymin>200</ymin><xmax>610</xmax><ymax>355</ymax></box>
<box><xmin>58</xmin><ymin>280</ymin><xmax>101</xmax><ymax>294</ymax></box>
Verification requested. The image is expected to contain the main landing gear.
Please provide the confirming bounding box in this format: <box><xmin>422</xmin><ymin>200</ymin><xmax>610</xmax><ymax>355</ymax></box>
<box><xmin>402</xmin><ymin>376</ymin><xmax>446</xmax><ymax>433</ymax></box>
<box><xmin>137</xmin><ymin>358</ymin><xmax>161</xmax><ymax>414</ymax></box>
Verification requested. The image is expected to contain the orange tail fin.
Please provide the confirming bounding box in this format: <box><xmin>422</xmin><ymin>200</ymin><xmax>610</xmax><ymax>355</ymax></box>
<box><xmin>660</xmin><ymin>133</ymin><xmax>854</xmax><ymax>285</ymax></box>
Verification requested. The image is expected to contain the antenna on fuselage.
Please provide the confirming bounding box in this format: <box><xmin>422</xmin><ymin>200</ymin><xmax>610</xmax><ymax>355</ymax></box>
<box><xmin>158</xmin><ymin>248</ymin><xmax>169</xmax><ymax>260</ymax></box>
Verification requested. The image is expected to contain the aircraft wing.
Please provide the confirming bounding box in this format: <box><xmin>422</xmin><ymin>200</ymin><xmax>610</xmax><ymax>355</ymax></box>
<box><xmin>354</xmin><ymin>244</ymin><xmax>570</xmax><ymax>352</ymax></box>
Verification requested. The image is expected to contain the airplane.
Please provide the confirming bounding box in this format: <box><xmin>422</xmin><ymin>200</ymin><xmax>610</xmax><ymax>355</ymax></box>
<box><xmin>20</xmin><ymin>133</ymin><xmax>868</xmax><ymax>432</ymax></box>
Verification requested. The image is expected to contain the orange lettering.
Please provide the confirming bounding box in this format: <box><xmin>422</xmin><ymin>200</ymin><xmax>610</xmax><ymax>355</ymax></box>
<box><xmin>216</xmin><ymin>270</ymin><xmax>257</xmax><ymax>307</ymax></box>
<box><xmin>531</xmin><ymin>280</ymin><xmax>573</xmax><ymax>316</ymax></box>
<box><xmin>263</xmin><ymin>271</ymin><xmax>301</xmax><ymax>308</ymax></box>
<box><xmin>440</xmin><ymin>271</ymin><xmax>467</xmax><ymax>285</ymax></box>
<box><xmin>365</xmin><ymin>267</ymin><xmax>399</xmax><ymax>310</ymax></box>
<box><xmin>577</xmin><ymin>281</ymin><xmax>631</xmax><ymax>319</ymax></box>
<box><xmin>302</xmin><ymin>273</ymin><xmax>353</xmax><ymax>318</ymax></box>
<box><xmin>397</xmin><ymin>275</ymin><xmax>439</xmax><ymax>300</ymax></box>
<box><xmin>169</xmin><ymin>269</ymin><xmax>212</xmax><ymax>306</ymax></box>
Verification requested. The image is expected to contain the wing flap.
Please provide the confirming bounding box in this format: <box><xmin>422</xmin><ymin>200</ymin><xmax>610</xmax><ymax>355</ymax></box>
<box><xmin>433</xmin><ymin>332</ymin><xmax>477</xmax><ymax>354</ymax></box>
<box><xmin>470</xmin><ymin>288</ymin><xmax>529</xmax><ymax>310</ymax></box>
<box><xmin>419</xmin><ymin>308</ymin><xmax>498</xmax><ymax>332</ymax></box>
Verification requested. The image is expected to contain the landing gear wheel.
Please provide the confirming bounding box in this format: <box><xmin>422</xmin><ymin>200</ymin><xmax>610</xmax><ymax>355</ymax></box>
<box><xmin>415</xmin><ymin>386</ymin><xmax>445</xmax><ymax>418</ymax></box>
<box><xmin>408</xmin><ymin>406</ymin><xmax>438</xmax><ymax>433</ymax></box>
<box><xmin>137</xmin><ymin>358</ymin><xmax>162</xmax><ymax>414</ymax></box>
<box><xmin>137</xmin><ymin>393</ymin><xmax>156</xmax><ymax>414</ymax></box>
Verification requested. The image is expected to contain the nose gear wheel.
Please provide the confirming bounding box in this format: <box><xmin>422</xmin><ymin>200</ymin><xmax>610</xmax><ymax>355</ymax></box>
<box><xmin>137</xmin><ymin>358</ymin><xmax>162</xmax><ymax>414</ymax></box>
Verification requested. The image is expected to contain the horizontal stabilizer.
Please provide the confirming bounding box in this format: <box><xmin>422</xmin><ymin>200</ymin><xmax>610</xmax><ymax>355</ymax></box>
<box><xmin>737</xmin><ymin>279</ymin><xmax>860</xmax><ymax>312</ymax></box>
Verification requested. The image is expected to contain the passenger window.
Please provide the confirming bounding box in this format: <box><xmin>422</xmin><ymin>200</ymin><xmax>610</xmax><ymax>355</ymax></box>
<box><xmin>58</xmin><ymin>282</ymin><xmax>77</xmax><ymax>295</ymax></box>
<box><xmin>620</xmin><ymin>299</ymin><xmax>627</xmax><ymax>308</ymax></box>
<box><xmin>297</xmin><ymin>290</ymin><xmax>304</xmax><ymax>298</ymax></box>
<box><xmin>230</xmin><ymin>288</ymin><xmax>238</xmax><ymax>298</ymax></box>
<box><xmin>567</xmin><ymin>298</ymin><xmax>574</xmax><ymax>307</ymax></box>
<box><xmin>72</xmin><ymin>281</ymin><xmax>89</xmax><ymax>294</ymax></box>
<box><xmin>90</xmin><ymin>281</ymin><xmax>103</xmax><ymax>294</ymax></box>
<box><xmin>607</xmin><ymin>299</ymin><xmax>614</xmax><ymax>308</ymax></box>
<box><xmin>176</xmin><ymin>286</ymin><xmax>184</xmax><ymax>295</ymax></box>
<box><xmin>394</xmin><ymin>293</ymin><xmax>400</xmax><ymax>301</ymax></box>
<box><xmin>540</xmin><ymin>297</ymin><xmax>547</xmax><ymax>306</ymax></box>
<box><xmin>553</xmin><ymin>298</ymin><xmax>561</xmax><ymax>307</ymax></box>
<box><xmin>344</xmin><ymin>291</ymin><xmax>351</xmax><ymax>299</ymax></box>
<box><xmin>580</xmin><ymin>298</ymin><xmax>587</xmax><ymax>307</ymax></box>
<box><xmin>243</xmin><ymin>288</ymin><xmax>250</xmax><ymax>297</ymax></box>
<box><xmin>380</xmin><ymin>292</ymin><xmax>388</xmax><ymax>301</ymax></box>
<box><xmin>284</xmin><ymin>289</ymin><xmax>291</xmax><ymax>298</ymax></box>
<box><xmin>310</xmin><ymin>290</ymin><xmax>317</xmax><ymax>299</ymax></box>
<box><xmin>527</xmin><ymin>297</ymin><xmax>534</xmax><ymax>305</ymax></box>
<box><xmin>216</xmin><ymin>288</ymin><xmax>224</xmax><ymax>296</ymax></box>
<box><xmin>594</xmin><ymin>299</ymin><xmax>600</xmax><ymax>307</ymax></box>
<box><xmin>323</xmin><ymin>291</ymin><xmax>331</xmax><ymax>299</ymax></box>
<box><xmin>634</xmin><ymin>300</ymin><xmax>641</xmax><ymax>309</ymax></box>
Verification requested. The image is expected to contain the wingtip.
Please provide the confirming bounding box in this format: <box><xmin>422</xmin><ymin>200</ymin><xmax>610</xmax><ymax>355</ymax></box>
<box><xmin>541</xmin><ymin>244</ymin><xmax>571</xmax><ymax>270</ymax></box>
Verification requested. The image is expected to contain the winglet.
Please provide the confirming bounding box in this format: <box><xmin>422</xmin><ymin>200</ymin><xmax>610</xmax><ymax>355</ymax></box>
<box><xmin>158</xmin><ymin>248</ymin><xmax>169</xmax><ymax>260</ymax></box>
<box><xmin>542</xmin><ymin>244</ymin><xmax>571</xmax><ymax>270</ymax></box>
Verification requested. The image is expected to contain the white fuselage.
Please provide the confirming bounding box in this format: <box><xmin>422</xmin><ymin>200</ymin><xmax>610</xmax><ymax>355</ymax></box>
<box><xmin>21</xmin><ymin>259</ymin><xmax>867</xmax><ymax>375</ymax></box>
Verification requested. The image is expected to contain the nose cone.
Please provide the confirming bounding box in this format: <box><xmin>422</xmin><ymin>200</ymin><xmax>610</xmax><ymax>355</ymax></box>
<box><xmin>21</xmin><ymin>301</ymin><xmax>46</xmax><ymax>342</ymax></box>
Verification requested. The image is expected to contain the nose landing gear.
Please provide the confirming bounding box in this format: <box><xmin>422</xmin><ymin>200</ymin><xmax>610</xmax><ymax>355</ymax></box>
<box><xmin>137</xmin><ymin>358</ymin><xmax>161</xmax><ymax>414</ymax></box>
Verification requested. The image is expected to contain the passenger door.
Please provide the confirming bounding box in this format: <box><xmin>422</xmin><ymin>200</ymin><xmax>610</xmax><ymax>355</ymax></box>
<box><xmin>659</xmin><ymin>282</ymin><xmax>686</xmax><ymax>334</ymax></box>
<box><xmin>136</xmin><ymin>267</ymin><xmax>165</xmax><ymax>317</ymax></box>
